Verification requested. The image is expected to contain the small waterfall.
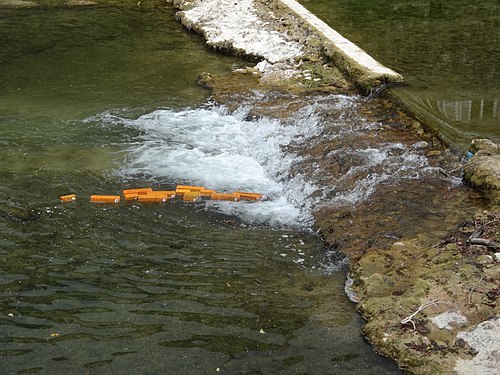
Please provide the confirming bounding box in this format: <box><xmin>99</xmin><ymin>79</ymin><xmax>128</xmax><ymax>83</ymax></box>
<box><xmin>93</xmin><ymin>94</ymin><xmax>458</xmax><ymax>228</ymax></box>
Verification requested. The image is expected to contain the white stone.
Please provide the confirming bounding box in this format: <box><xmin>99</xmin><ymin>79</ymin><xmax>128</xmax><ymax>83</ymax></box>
<box><xmin>180</xmin><ymin>0</ymin><xmax>303</xmax><ymax>64</ymax></box>
<box><xmin>430</xmin><ymin>311</ymin><xmax>468</xmax><ymax>330</ymax></box>
<box><xmin>454</xmin><ymin>318</ymin><xmax>500</xmax><ymax>375</ymax></box>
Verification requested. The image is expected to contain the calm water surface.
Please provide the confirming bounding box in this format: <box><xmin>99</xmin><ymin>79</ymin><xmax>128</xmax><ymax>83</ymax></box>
<box><xmin>0</xmin><ymin>2</ymin><xmax>401</xmax><ymax>374</ymax></box>
<box><xmin>300</xmin><ymin>0</ymin><xmax>500</xmax><ymax>149</ymax></box>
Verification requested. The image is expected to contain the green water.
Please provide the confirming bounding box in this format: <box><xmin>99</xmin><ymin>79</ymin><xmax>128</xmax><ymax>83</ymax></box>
<box><xmin>0</xmin><ymin>2</ymin><xmax>401</xmax><ymax>374</ymax></box>
<box><xmin>300</xmin><ymin>0</ymin><xmax>500</xmax><ymax>149</ymax></box>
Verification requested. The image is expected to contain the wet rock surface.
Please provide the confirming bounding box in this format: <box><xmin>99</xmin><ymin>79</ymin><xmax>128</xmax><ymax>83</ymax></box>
<box><xmin>342</xmin><ymin>213</ymin><xmax>499</xmax><ymax>374</ymax></box>
<box><xmin>464</xmin><ymin>139</ymin><xmax>500</xmax><ymax>204</ymax></box>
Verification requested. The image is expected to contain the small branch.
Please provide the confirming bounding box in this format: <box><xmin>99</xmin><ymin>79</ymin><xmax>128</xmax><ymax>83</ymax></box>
<box><xmin>468</xmin><ymin>276</ymin><xmax>484</xmax><ymax>305</ymax></box>
<box><xmin>467</xmin><ymin>225</ymin><xmax>484</xmax><ymax>241</ymax></box>
<box><xmin>469</xmin><ymin>237</ymin><xmax>499</xmax><ymax>249</ymax></box>
<box><xmin>401</xmin><ymin>300</ymin><xmax>439</xmax><ymax>330</ymax></box>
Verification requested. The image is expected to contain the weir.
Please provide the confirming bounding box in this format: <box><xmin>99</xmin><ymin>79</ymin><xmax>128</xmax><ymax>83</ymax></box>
<box><xmin>275</xmin><ymin>0</ymin><xmax>403</xmax><ymax>87</ymax></box>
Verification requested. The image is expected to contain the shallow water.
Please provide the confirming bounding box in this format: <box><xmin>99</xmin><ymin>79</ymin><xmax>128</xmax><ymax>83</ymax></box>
<box><xmin>0</xmin><ymin>2</ymin><xmax>403</xmax><ymax>374</ymax></box>
<box><xmin>300</xmin><ymin>0</ymin><xmax>500</xmax><ymax>149</ymax></box>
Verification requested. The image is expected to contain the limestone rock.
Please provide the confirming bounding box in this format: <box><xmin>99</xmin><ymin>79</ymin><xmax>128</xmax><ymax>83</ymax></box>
<box><xmin>430</xmin><ymin>312</ymin><xmax>468</xmax><ymax>331</ymax></box>
<box><xmin>463</xmin><ymin>147</ymin><xmax>500</xmax><ymax>204</ymax></box>
<box><xmin>469</xmin><ymin>138</ymin><xmax>500</xmax><ymax>155</ymax></box>
<box><xmin>454</xmin><ymin>318</ymin><xmax>500</xmax><ymax>375</ymax></box>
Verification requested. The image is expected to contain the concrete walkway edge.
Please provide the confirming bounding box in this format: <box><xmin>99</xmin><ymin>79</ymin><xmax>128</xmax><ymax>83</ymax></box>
<box><xmin>277</xmin><ymin>0</ymin><xmax>404</xmax><ymax>86</ymax></box>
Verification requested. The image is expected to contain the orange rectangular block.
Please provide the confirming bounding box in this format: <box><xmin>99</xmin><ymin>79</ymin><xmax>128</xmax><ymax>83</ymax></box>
<box><xmin>60</xmin><ymin>194</ymin><xmax>76</xmax><ymax>202</ymax></box>
<box><xmin>122</xmin><ymin>188</ymin><xmax>152</xmax><ymax>196</ymax></box>
<box><xmin>138</xmin><ymin>195</ymin><xmax>167</xmax><ymax>203</ymax></box>
<box><xmin>234</xmin><ymin>191</ymin><xmax>263</xmax><ymax>200</ymax></box>
<box><xmin>90</xmin><ymin>195</ymin><xmax>120</xmax><ymax>204</ymax></box>
<box><xmin>137</xmin><ymin>192</ymin><xmax>172</xmax><ymax>203</ymax></box>
<box><xmin>151</xmin><ymin>190</ymin><xmax>176</xmax><ymax>198</ymax></box>
<box><xmin>124</xmin><ymin>193</ymin><xmax>139</xmax><ymax>201</ymax></box>
<box><xmin>176</xmin><ymin>185</ymin><xmax>206</xmax><ymax>192</ymax></box>
<box><xmin>210</xmin><ymin>193</ymin><xmax>240</xmax><ymax>202</ymax></box>
<box><xmin>174</xmin><ymin>189</ymin><xmax>191</xmax><ymax>196</ymax></box>
<box><xmin>182</xmin><ymin>192</ymin><xmax>201</xmax><ymax>202</ymax></box>
<box><xmin>200</xmin><ymin>189</ymin><xmax>216</xmax><ymax>197</ymax></box>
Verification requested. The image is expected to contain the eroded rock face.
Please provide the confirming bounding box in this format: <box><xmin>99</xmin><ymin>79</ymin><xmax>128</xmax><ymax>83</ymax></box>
<box><xmin>464</xmin><ymin>139</ymin><xmax>500</xmax><ymax>204</ymax></box>
<box><xmin>349</xmin><ymin>211</ymin><xmax>500</xmax><ymax>375</ymax></box>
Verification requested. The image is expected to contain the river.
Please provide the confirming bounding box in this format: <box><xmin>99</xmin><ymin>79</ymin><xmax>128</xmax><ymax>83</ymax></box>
<box><xmin>299</xmin><ymin>0</ymin><xmax>500</xmax><ymax>150</ymax></box>
<box><xmin>0</xmin><ymin>2</ymin><xmax>404</xmax><ymax>373</ymax></box>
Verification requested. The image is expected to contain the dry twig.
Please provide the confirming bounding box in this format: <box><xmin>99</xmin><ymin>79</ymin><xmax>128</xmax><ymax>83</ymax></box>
<box><xmin>468</xmin><ymin>276</ymin><xmax>484</xmax><ymax>305</ymax></box>
<box><xmin>401</xmin><ymin>300</ymin><xmax>439</xmax><ymax>330</ymax></box>
<box><xmin>468</xmin><ymin>237</ymin><xmax>499</xmax><ymax>249</ymax></box>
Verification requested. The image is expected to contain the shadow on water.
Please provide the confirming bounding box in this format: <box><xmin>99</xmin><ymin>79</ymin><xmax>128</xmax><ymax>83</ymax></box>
<box><xmin>0</xmin><ymin>2</ymin><xmax>402</xmax><ymax>374</ymax></box>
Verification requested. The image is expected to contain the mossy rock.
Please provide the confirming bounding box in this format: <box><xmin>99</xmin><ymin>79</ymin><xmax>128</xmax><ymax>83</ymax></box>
<box><xmin>463</xmin><ymin>144</ymin><xmax>500</xmax><ymax>204</ymax></box>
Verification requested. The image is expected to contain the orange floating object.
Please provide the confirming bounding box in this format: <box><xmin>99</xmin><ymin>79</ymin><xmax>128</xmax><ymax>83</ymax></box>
<box><xmin>90</xmin><ymin>195</ymin><xmax>120</xmax><ymax>204</ymax></box>
<box><xmin>122</xmin><ymin>188</ymin><xmax>152</xmax><ymax>196</ymax></box>
<box><xmin>138</xmin><ymin>196</ymin><xmax>167</xmax><ymax>203</ymax></box>
<box><xmin>137</xmin><ymin>192</ymin><xmax>172</xmax><ymax>203</ymax></box>
<box><xmin>176</xmin><ymin>185</ymin><xmax>206</xmax><ymax>192</ymax></box>
<box><xmin>234</xmin><ymin>192</ymin><xmax>263</xmax><ymax>200</ymax></box>
<box><xmin>174</xmin><ymin>189</ymin><xmax>191</xmax><ymax>196</ymax></box>
<box><xmin>151</xmin><ymin>190</ymin><xmax>176</xmax><ymax>198</ymax></box>
<box><xmin>211</xmin><ymin>193</ymin><xmax>240</xmax><ymax>201</ymax></box>
<box><xmin>60</xmin><ymin>194</ymin><xmax>76</xmax><ymax>202</ymax></box>
<box><xmin>200</xmin><ymin>189</ymin><xmax>216</xmax><ymax>197</ymax></box>
<box><xmin>182</xmin><ymin>192</ymin><xmax>201</xmax><ymax>202</ymax></box>
<box><xmin>124</xmin><ymin>193</ymin><xmax>139</xmax><ymax>201</ymax></box>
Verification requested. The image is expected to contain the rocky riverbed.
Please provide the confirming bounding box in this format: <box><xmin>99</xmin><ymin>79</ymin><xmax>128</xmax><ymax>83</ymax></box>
<box><xmin>169</xmin><ymin>1</ymin><xmax>500</xmax><ymax>374</ymax></box>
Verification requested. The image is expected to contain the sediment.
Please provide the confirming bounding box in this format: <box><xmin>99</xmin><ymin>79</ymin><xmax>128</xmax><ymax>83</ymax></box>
<box><xmin>167</xmin><ymin>1</ymin><xmax>500</xmax><ymax>374</ymax></box>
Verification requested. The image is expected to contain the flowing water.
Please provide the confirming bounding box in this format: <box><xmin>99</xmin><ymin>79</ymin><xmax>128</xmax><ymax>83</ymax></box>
<box><xmin>300</xmin><ymin>0</ymin><xmax>500</xmax><ymax>149</ymax></box>
<box><xmin>0</xmin><ymin>2</ymin><xmax>406</xmax><ymax>374</ymax></box>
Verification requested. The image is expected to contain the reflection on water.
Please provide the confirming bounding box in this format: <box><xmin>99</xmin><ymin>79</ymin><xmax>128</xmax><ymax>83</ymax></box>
<box><xmin>435</xmin><ymin>98</ymin><xmax>499</xmax><ymax>124</ymax></box>
<box><xmin>300</xmin><ymin>0</ymin><xmax>500</xmax><ymax>149</ymax></box>
<box><xmin>399</xmin><ymin>94</ymin><xmax>500</xmax><ymax>147</ymax></box>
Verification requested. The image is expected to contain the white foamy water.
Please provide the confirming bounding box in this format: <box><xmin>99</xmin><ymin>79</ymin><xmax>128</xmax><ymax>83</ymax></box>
<box><xmin>96</xmin><ymin>105</ymin><xmax>321</xmax><ymax>227</ymax></box>
<box><xmin>91</xmin><ymin>95</ymin><xmax>455</xmax><ymax>228</ymax></box>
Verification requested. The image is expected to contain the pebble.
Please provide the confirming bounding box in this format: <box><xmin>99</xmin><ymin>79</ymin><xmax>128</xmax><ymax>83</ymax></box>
<box><xmin>412</xmin><ymin>141</ymin><xmax>428</xmax><ymax>149</ymax></box>
<box><xmin>475</xmin><ymin>254</ymin><xmax>494</xmax><ymax>265</ymax></box>
<box><xmin>426</xmin><ymin>150</ymin><xmax>442</xmax><ymax>157</ymax></box>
